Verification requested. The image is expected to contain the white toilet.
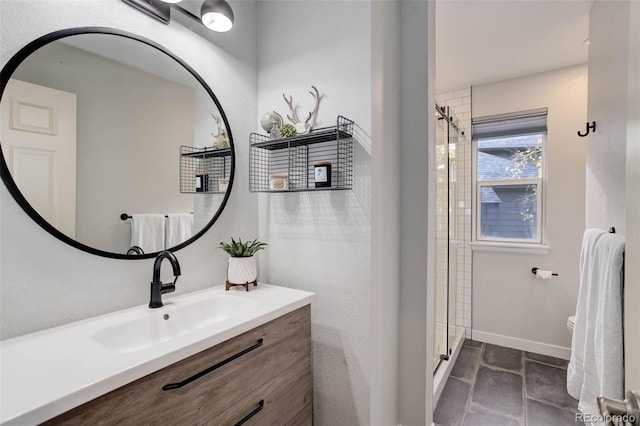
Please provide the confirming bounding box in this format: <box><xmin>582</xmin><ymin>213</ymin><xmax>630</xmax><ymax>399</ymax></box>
<box><xmin>567</xmin><ymin>315</ymin><xmax>576</xmax><ymax>333</ymax></box>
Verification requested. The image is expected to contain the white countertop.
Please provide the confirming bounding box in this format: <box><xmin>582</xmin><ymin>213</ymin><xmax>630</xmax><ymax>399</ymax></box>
<box><xmin>0</xmin><ymin>284</ymin><xmax>314</xmax><ymax>426</ymax></box>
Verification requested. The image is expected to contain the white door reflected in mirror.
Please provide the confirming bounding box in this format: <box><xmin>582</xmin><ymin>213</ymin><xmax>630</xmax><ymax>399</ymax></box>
<box><xmin>1</xmin><ymin>79</ymin><xmax>77</xmax><ymax>237</ymax></box>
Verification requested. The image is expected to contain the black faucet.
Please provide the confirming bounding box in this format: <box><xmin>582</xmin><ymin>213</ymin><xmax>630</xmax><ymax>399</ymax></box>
<box><xmin>127</xmin><ymin>245</ymin><xmax>144</xmax><ymax>255</ymax></box>
<box><xmin>149</xmin><ymin>251</ymin><xmax>181</xmax><ymax>308</ymax></box>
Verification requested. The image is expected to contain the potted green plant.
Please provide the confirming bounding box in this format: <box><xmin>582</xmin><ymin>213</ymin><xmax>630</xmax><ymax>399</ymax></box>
<box><xmin>220</xmin><ymin>238</ymin><xmax>267</xmax><ymax>291</ymax></box>
<box><xmin>280</xmin><ymin>123</ymin><xmax>297</xmax><ymax>137</ymax></box>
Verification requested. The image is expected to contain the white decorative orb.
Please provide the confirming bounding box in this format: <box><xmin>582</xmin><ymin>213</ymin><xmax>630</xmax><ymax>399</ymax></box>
<box><xmin>260</xmin><ymin>111</ymin><xmax>283</xmax><ymax>133</ymax></box>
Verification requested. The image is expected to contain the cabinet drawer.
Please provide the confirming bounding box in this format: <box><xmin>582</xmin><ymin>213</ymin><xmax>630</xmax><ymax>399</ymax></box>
<box><xmin>45</xmin><ymin>305</ymin><xmax>311</xmax><ymax>425</ymax></box>
<box><xmin>207</xmin><ymin>357</ymin><xmax>312</xmax><ymax>426</ymax></box>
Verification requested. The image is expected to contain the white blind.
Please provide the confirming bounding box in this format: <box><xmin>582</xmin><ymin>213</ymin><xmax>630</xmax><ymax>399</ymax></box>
<box><xmin>472</xmin><ymin>108</ymin><xmax>548</xmax><ymax>139</ymax></box>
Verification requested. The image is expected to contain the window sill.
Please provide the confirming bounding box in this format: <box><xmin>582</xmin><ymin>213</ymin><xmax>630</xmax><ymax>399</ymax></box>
<box><xmin>470</xmin><ymin>241</ymin><xmax>550</xmax><ymax>255</ymax></box>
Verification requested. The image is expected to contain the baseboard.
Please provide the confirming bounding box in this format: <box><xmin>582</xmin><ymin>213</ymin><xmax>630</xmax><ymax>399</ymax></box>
<box><xmin>472</xmin><ymin>330</ymin><xmax>571</xmax><ymax>360</ymax></box>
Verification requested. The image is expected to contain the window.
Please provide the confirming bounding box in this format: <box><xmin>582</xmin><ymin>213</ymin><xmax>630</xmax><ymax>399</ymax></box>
<box><xmin>472</xmin><ymin>109</ymin><xmax>547</xmax><ymax>244</ymax></box>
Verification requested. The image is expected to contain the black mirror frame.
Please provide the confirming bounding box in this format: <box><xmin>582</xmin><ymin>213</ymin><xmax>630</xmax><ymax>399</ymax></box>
<box><xmin>0</xmin><ymin>27</ymin><xmax>235</xmax><ymax>259</ymax></box>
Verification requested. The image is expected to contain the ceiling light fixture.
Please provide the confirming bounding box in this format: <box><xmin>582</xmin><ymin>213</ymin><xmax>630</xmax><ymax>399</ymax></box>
<box><xmin>200</xmin><ymin>0</ymin><xmax>234</xmax><ymax>32</ymax></box>
<box><xmin>123</xmin><ymin>0</ymin><xmax>234</xmax><ymax>32</ymax></box>
<box><xmin>583</xmin><ymin>38</ymin><xmax>590</xmax><ymax>46</ymax></box>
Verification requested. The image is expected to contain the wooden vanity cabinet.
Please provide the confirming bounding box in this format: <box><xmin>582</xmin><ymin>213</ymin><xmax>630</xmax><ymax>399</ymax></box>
<box><xmin>44</xmin><ymin>305</ymin><xmax>312</xmax><ymax>426</ymax></box>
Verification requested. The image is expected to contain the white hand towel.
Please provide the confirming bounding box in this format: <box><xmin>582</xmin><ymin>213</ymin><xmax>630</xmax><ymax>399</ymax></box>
<box><xmin>568</xmin><ymin>229</ymin><xmax>625</xmax><ymax>419</ymax></box>
<box><xmin>130</xmin><ymin>214</ymin><xmax>165</xmax><ymax>254</ymax></box>
<box><xmin>165</xmin><ymin>214</ymin><xmax>194</xmax><ymax>249</ymax></box>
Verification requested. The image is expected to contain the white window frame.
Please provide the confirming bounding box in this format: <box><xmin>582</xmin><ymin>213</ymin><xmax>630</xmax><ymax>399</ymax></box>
<box><xmin>471</xmin><ymin>132</ymin><xmax>548</xmax><ymax>250</ymax></box>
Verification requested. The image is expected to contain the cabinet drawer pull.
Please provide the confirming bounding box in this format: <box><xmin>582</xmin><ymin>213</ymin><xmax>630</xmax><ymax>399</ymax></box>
<box><xmin>162</xmin><ymin>338</ymin><xmax>264</xmax><ymax>391</ymax></box>
<box><xmin>234</xmin><ymin>400</ymin><xmax>264</xmax><ymax>426</ymax></box>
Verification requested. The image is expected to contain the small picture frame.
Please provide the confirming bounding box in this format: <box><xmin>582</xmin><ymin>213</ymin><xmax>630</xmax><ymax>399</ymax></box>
<box><xmin>314</xmin><ymin>162</ymin><xmax>332</xmax><ymax>188</ymax></box>
<box><xmin>195</xmin><ymin>174</ymin><xmax>209</xmax><ymax>192</ymax></box>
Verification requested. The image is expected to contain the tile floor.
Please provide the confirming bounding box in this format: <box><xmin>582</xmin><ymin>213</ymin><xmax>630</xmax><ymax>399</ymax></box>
<box><xmin>434</xmin><ymin>340</ymin><xmax>583</xmax><ymax>426</ymax></box>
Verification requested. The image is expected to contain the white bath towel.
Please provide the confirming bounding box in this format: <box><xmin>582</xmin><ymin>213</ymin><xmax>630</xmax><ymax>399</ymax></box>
<box><xmin>130</xmin><ymin>214</ymin><xmax>165</xmax><ymax>254</ymax></box>
<box><xmin>568</xmin><ymin>229</ymin><xmax>605</xmax><ymax>400</ymax></box>
<box><xmin>165</xmin><ymin>214</ymin><xmax>193</xmax><ymax>249</ymax></box>
<box><xmin>567</xmin><ymin>229</ymin><xmax>625</xmax><ymax>419</ymax></box>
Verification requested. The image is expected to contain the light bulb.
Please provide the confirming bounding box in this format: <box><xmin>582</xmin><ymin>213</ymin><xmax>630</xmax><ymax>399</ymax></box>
<box><xmin>200</xmin><ymin>0</ymin><xmax>234</xmax><ymax>32</ymax></box>
<box><xmin>202</xmin><ymin>12</ymin><xmax>233</xmax><ymax>32</ymax></box>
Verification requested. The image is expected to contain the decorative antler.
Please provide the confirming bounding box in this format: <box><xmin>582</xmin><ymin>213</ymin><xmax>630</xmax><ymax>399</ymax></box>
<box><xmin>304</xmin><ymin>86</ymin><xmax>321</xmax><ymax>125</ymax></box>
<box><xmin>282</xmin><ymin>94</ymin><xmax>301</xmax><ymax>124</ymax></box>
<box><xmin>282</xmin><ymin>86</ymin><xmax>322</xmax><ymax>134</ymax></box>
<box><xmin>211</xmin><ymin>113</ymin><xmax>229</xmax><ymax>149</ymax></box>
<box><xmin>211</xmin><ymin>113</ymin><xmax>223</xmax><ymax>134</ymax></box>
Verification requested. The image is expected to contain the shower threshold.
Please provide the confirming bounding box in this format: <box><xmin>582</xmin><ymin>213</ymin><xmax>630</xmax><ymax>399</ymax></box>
<box><xmin>433</xmin><ymin>327</ymin><xmax>465</xmax><ymax>406</ymax></box>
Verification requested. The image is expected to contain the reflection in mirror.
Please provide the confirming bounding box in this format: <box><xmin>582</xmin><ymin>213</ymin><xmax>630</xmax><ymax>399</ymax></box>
<box><xmin>0</xmin><ymin>31</ymin><xmax>234</xmax><ymax>258</ymax></box>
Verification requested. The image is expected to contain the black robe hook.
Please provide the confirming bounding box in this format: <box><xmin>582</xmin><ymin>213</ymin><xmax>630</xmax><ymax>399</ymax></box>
<box><xmin>578</xmin><ymin>121</ymin><xmax>596</xmax><ymax>137</ymax></box>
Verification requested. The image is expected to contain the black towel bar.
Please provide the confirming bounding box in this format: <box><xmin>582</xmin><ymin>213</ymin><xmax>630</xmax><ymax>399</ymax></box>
<box><xmin>121</xmin><ymin>212</ymin><xmax>193</xmax><ymax>220</ymax></box>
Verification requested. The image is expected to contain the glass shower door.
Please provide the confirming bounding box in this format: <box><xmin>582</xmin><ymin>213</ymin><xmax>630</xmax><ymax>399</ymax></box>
<box><xmin>447</xmin><ymin>113</ymin><xmax>459</xmax><ymax>352</ymax></box>
<box><xmin>434</xmin><ymin>105</ymin><xmax>462</xmax><ymax>371</ymax></box>
<box><xmin>434</xmin><ymin>105</ymin><xmax>449</xmax><ymax>371</ymax></box>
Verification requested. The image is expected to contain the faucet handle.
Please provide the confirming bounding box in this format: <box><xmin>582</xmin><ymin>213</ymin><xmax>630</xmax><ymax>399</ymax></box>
<box><xmin>160</xmin><ymin>284</ymin><xmax>175</xmax><ymax>295</ymax></box>
<box><xmin>160</xmin><ymin>276</ymin><xmax>179</xmax><ymax>295</ymax></box>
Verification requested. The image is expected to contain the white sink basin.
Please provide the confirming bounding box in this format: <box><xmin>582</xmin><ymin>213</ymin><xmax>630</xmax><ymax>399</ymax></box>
<box><xmin>92</xmin><ymin>295</ymin><xmax>258</xmax><ymax>353</ymax></box>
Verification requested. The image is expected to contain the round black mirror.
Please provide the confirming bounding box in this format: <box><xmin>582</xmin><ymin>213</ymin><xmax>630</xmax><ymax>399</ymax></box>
<box><xmin>0</xmin><ymin>27</ymin><xmax>235</xmax><ymax>259</ymax></box>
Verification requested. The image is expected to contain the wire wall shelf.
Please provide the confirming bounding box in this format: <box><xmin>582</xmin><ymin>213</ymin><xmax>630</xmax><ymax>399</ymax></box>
<box><xmin>249</xmin><ymin>115</ymin><xmax>354</xmax><ymax>192</ymax></box>
<box><xmin>180</xmin><ymin>146</ymin><xmax>231</xmax><ymax>194</ymax></box>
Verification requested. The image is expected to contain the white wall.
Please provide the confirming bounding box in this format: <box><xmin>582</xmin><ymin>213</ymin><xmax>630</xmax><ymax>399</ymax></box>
<box><xmin>256</xmin><ymin>2</ymin><xmax>372</xmax><ymax>424</ymax></box>
<box><xmin>471</xmin><ymin>65</ymin><xmax>588</xmax><ymax>358</ymax></box>
<box><xmin>0</xmin><ymin>0</ymin><xmax>259</xmax><ymax>339</ymax></box>
<box><xmin>585</xmin><ymin>0</ymin><xmax>629</xmax><ymax>233</ymax></box>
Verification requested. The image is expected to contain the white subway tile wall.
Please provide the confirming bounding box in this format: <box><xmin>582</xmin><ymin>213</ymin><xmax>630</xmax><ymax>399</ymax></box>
<box><xmin>436</xmin><ymin>87</ymin><xmax>472</xmax><ymax>338</ymax></box>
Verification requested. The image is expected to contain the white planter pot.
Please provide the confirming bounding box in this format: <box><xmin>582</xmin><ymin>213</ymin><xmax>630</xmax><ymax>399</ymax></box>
<box><xmin>227</xmin><ymin>256</ymin><xmax>257</xmax><ymax>284</ymax></box>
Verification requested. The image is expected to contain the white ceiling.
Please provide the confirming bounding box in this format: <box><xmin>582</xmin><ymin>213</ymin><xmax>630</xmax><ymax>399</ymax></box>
<box><xmin>436</xmin><ymin>0</ymin><xmax>593</xmax><ymax>93</ymax></box>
